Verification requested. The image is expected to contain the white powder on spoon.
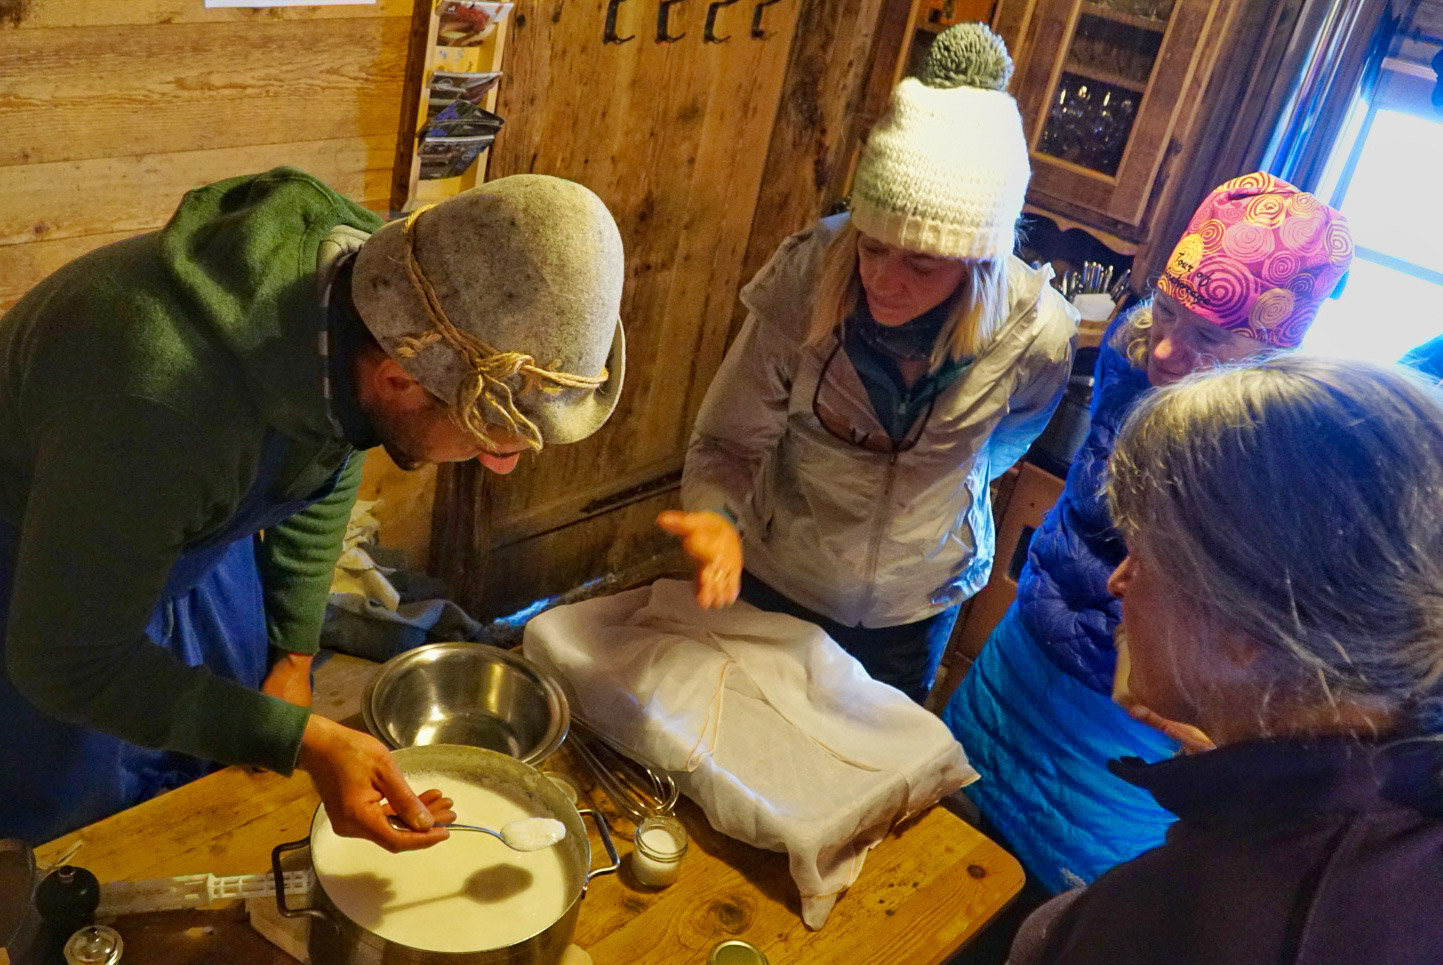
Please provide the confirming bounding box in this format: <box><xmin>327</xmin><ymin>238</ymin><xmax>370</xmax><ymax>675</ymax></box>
<box><xmin>500</xmin><ymin>817</ymin><xmax>566</xmax><ymax>851</ymax></box>
<box><xmin>314</xmin><ymin>780</ymin><xmax>572</xmax><ymax>953</ymax></box>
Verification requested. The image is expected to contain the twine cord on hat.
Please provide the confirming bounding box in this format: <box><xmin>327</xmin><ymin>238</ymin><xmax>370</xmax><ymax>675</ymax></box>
<box><xmin>391</xmin><ymin>205</ymin><xmax>609</xmax><ymax>452</ymax></box>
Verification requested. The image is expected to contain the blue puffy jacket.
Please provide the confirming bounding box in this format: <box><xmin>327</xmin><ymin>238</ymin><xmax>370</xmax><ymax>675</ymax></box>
<box><xmin>1016</xmin><ymin>307</ymin><xmax>1150</xmax><ymax>694</ymax></box>
<box><xmin>942</xmin><ymin>304</ymin><xmax>1176</xmax><ymax>893</ymax></box>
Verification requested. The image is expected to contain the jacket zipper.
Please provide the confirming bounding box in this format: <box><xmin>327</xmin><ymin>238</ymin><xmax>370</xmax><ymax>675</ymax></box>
<box><xmin>854</xmin><ymin>449</ymin><xmax>900</xmax><ymax>622</ymax></box>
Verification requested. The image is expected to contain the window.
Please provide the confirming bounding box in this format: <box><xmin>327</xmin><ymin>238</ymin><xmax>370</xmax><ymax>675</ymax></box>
<box><xmin>1304</xmin><ymin>7</ymin><xmax>1443</xmax><ymax>364</ymax></box>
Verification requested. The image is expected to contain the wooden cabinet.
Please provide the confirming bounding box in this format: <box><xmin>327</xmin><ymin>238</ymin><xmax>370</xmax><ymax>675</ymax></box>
<box><xmin>984</xmin><ymin>0</ymin><xmax>1288</xmax><ymax>287</ymax></box>
<box><xmin>999</xmin><ymin>0</ymin><xmax>1229</xmax><ymax>232</ymax></box>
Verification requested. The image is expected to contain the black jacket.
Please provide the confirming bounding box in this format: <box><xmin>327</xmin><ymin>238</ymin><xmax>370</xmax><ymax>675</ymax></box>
<box><xmin>1035</xmin><ymin>735</ymin><xmax>1443</xmax><ymax>964</ymax></box>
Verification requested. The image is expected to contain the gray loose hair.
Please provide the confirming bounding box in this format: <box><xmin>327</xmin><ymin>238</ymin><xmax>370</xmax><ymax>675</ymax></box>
<box><xmin>1106</xmin><ymin>355</ymin><xmax>1443</xmax><ymax>734</ymax></box>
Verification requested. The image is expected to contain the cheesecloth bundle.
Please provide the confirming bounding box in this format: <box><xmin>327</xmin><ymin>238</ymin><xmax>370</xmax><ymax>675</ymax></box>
<box><xmin>522</xmin><ymin>579</ymin><xmax>978</xmax><ymax>927</ymax></box>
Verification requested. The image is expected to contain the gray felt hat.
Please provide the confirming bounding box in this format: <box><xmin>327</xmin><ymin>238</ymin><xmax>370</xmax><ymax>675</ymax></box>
<box><xmin>352</xmin><ymin>174</ymin><xmax>625</xmax><ymax>447</ymax></box>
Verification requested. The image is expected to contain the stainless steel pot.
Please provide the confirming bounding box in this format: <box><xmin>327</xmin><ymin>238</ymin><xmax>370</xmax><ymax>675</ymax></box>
<box><xmin>272</xmin><ymin>744</ymin><xmax>618</xmax><ymax>964</ymax></box>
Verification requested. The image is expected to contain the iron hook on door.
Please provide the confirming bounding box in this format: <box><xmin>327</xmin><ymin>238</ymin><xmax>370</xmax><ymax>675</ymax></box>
<box><xmin>658</xmin><ymin>0</ymin><xmax>686</xmax><ymax>42</ymax></box>
<box><xmin>705</xmin><ymin>0</ymin><xmax>741</xmax><ymax>42</ymax></box>
<box><xmin>603</xmin><ymin>0</ymin><xmax>635</xmax><ymax>44</ymax></box>
<box><xmin>751</xmin><ymin>0</ymin><xmax>781</xmax><ymax>38</ymax></box>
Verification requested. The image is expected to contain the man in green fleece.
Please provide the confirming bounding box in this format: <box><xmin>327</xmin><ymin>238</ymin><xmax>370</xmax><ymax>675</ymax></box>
<box><xmin>0</xmin><ymin>167</ymin><xmax>626</xmax><ymax>847</ymax></box>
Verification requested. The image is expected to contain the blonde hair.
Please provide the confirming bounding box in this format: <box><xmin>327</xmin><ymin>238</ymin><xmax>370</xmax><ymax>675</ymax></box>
<box><xmin>806</xmin><ymin>221</ymin><xmax>1009</xmax><ymax>370</ymax></box>
<box><xmin>1107</xmin><ymin>356</ymin><xmax>1443</xmax><ymax>735</ymax></box>
<box><xmin>1120</xmin><ymin>298</ymin><xmax>1153</xmax><ymax>370</ymax></box>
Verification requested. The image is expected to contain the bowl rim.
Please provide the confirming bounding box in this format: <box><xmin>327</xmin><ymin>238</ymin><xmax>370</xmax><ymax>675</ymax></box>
<box><xmin>360</xmin><ymin>642</ymin><xmax>570</xmax><ymax>765</ymax></box>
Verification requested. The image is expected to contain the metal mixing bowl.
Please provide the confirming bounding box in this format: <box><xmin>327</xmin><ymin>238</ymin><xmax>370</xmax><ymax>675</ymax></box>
<box><xmin>361</xmin><ymin>643</ymin><xmax>569</xmax><ymax>765</ymax></box>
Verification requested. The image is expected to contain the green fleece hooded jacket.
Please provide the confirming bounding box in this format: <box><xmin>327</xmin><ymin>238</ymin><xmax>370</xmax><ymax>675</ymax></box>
<box><xmin>0</xmin><ymin>168</ymin><xmax>384</xmax><ymax>775</ymax></box>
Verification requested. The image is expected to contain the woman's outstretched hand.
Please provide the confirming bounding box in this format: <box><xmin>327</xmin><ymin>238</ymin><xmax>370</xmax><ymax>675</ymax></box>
<box><xmin>657</xmin><ymin>509</ymin><xmax>743</xmax><ymax>608</ymax></box>
<box><xmin>297</xmin><ymin>714</ymin><xmax>456</xmax><ymax>851</ymax></box>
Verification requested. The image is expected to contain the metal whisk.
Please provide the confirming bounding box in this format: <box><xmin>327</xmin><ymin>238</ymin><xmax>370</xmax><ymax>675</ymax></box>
<box><xmin>567</xmin><ymin>716</ymin><xmax>679</xmax><ymax>823</ymax></box>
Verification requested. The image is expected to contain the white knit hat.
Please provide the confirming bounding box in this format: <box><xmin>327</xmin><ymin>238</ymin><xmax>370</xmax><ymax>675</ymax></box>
<box><xmin>850</xmin><ymin>23</ymin><xmax>1030</xmax><ymax>261</ymax></box>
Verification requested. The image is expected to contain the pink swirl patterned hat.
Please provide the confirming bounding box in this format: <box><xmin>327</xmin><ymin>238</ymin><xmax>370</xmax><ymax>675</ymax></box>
<box><xmin>1157</xmin><ymin>172</ymin><xmax>1353</xmax><ymax>349</ymax></box>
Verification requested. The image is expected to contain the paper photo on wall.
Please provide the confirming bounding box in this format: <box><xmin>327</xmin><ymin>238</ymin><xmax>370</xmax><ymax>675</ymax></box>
<box><xmin>435</xmin><ymin>1</ymin><xmax>514</xmax><ymax>47</ymax></box>
<box><xmin>206</xmin><ymin>0</ymin><xmax>372</xmax><ymax>6</ymax></box>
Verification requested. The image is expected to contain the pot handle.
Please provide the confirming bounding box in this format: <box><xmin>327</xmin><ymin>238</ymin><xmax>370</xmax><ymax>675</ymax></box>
<box><xmin>271</xmin><ymin>837</ymin><xmax>329</xmax><ymax>923</ymax></box>
<box><xmin>578</xmin><ymin>808</ymin><xmax>620</xmax><ymax>891</ymax></box>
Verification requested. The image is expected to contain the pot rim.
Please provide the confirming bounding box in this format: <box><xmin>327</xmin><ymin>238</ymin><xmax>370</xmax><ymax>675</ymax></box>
<box><xmin>298</xmin><ymin>745</ymin><xmax>609</xmax><ymax>956</ymax></box>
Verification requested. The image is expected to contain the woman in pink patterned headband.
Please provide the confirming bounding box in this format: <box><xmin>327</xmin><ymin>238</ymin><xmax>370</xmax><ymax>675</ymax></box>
<box><xmin>942</xmin><ymin>173</ymin><xmax>1354</xmax><ymax>906</ymax></box>
<box><xmin>1145</xmin><ymin>171</ymin><xmax>1352</xmax><ymax>384</ymax></box>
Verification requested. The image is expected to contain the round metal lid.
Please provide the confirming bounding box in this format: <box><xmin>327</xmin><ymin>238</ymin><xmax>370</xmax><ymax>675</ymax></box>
<box><xmin>64</xmin><ymin>923</ymin><xmax>125</xmax><ymax>964</ymax></box>
<box><xmin>708</xmin><ymin>938</ymin><xmax>769</xmax><ymax>965</ymax></box>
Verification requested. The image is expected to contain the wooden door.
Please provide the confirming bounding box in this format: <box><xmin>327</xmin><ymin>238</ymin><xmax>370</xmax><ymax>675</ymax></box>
<box><xmin>433</xmin><ymin>0</ymin><xmax>915</xmax><ymax>618</ymax></box>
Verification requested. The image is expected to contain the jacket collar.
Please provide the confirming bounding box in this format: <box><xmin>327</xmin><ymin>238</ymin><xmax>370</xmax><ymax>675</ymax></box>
<box><xmin>1111</xmin><ymin>735</ymin><xmax>1443</xmax><ymax>826</ymax></box>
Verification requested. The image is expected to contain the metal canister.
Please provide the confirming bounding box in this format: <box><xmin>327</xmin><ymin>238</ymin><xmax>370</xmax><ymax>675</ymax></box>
<box><xmin>63</xmin><ymin>924</ymin><xmax>124</xmax><ymax>964</ymax></box>
<box><xmin>707</xmin><ymin>938</ymin><xmax>769</xmax><ymax>965</ymax></box>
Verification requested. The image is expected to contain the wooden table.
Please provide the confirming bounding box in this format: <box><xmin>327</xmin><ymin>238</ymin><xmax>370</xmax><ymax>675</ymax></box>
<box><xmin>33</xmin><ymin>656</ymin><xmax>1023</xmax><ymax>964</ymax></box>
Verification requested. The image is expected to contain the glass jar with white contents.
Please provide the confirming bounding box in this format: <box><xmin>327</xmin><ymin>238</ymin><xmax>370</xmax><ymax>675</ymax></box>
<box><xmin>630</xmin><ymin>814</ymin><xmax>688</xmax><ymax>888</ymax></box>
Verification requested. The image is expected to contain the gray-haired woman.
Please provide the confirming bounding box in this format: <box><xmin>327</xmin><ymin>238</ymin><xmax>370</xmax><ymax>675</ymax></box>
<box><xmin>1012</xmin><ymin>354</ymin><xmax>1443</xmax><ymax>964</ymax></box>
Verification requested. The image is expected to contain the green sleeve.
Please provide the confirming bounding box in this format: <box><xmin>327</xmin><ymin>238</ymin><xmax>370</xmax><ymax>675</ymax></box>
<box><xmin>256</xmin><ymin>451</ymin><xmax>366</xmax><ymax>655</ymax></box>
<box><xmin>5</xmin><ymin>396</ymin><xmax>311</xmax><ymax>774</ymax></box>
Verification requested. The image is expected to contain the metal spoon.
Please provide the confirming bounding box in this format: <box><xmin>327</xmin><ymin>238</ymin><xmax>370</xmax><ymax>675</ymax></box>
<box><xmin>386</xmin><ymin>814</ymin><xmax>566</xmax><ymax>851</ymax></box>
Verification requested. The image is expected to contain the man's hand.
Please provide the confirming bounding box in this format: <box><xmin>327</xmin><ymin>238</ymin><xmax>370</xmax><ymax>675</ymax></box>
<box><xmin>657</xmin><ymin>509</ymin><xmax>743</xmax><ymax>608</ymax></box>
<box><xmin>263</xmin><ymin>653</ymin><xmax>315</xmax><ymax>707</ymax></box>
<box><xmin>297</xmin><ymin>715</ymin><xmax>455</xmax><ymax>852</ymax></box>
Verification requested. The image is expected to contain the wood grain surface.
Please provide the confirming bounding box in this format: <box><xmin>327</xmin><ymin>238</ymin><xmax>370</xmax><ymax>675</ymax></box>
<box><xmin>32</xmin><ymin>655</ymin><xmax>1022</xmax><ymax>964</ymax></box>
<box><xmin>34</xmin><ymin>764</ymin><xmax>1019</xmax><ymax>965</ymax></box>
<box><xmin>0</xmin><ymin>0</ymin><xmax>417</xmax><ymax>314</ymax></box>
<box><xmin>0</xmin><ymin>19</ymin><xmax>409</xmax><ymax>169</ymax></box>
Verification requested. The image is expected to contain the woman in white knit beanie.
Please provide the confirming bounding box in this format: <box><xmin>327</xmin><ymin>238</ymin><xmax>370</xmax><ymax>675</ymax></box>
<box><xmin>658</xmin><ymin>24</ymin><xmax>1078</xmax><ymax>702</ymax></box>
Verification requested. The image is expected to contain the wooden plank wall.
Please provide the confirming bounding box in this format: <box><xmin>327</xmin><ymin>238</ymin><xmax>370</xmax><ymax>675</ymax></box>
<box><xmin>0</xmin><ymin>0</ymin><xmax>417</xmax><ymax>311</ymax></box>
<box><xmin>0</xmin><ymin>0</ymin><xmax>446</xmax><ymax>566</ymax></box>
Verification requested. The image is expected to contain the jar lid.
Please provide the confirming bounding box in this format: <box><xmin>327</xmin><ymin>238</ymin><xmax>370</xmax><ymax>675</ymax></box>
<box><xmin>64</xmin><ymin>924</ymin><xmax>125</xmax><ymax>964</ymax></box>
<box><xmin>708</xmin><ymin>938</ymin><xmax>769</xmax><ymax>965</ymax></box>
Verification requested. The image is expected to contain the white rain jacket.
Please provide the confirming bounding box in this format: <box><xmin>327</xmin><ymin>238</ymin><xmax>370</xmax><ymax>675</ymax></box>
<box><xmin>683</xmin><ymin>214</ymin><xmax>1077</xmax><ymax>628</ymax></box>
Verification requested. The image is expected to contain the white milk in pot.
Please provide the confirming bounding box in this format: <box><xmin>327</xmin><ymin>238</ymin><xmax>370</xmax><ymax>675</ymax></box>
<box><xmin>311</xmin><ymin>772</ymin><xmax>572</xmax><ymax>953</ymax></box>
